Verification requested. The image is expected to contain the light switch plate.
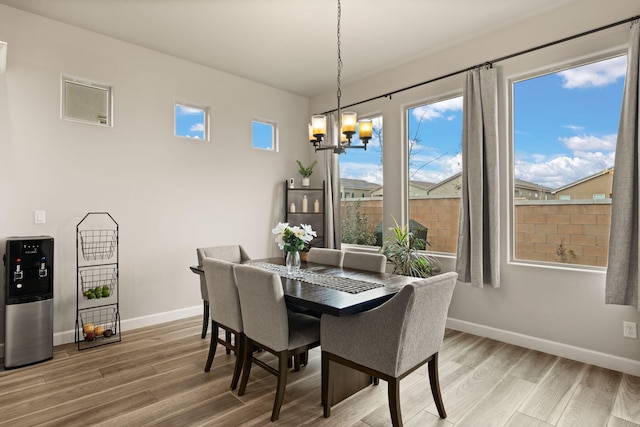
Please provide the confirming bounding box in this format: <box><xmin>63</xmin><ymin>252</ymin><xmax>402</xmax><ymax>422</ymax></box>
<box><xmin>34</xmin><ymin>210</ymin><xmax>46</xmax><ymax>224</ymax></box>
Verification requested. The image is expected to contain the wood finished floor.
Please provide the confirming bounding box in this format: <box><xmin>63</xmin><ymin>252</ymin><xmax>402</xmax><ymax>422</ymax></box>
<box><xmin>0</xmin><ymin>316</ymin><xmax>639</xmax><ymax>427</ymax></box>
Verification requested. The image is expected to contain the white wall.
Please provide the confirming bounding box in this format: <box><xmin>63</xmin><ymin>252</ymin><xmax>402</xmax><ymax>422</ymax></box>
<box><xmin>0</xmin><ymin>5</ymin><xmax>314</xmax><ymax>344</ymax></box>
<box><xmin>312</xmin><ymin>0</ymin><xmax>640</xmax><ymax>374</ymax></box>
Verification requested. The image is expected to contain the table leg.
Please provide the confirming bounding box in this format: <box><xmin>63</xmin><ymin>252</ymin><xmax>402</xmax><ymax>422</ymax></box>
<box><xmin>329</xmin><ymin>360</ymin><xmax>374</xmax><ymax>405</ymax></box>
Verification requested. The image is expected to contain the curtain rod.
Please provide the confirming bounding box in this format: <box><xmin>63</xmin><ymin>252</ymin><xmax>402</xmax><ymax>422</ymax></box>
<box><xmin>321</xmin><ymin>14</ymin><xmax>639</xmax><ymax>115</ymax></box>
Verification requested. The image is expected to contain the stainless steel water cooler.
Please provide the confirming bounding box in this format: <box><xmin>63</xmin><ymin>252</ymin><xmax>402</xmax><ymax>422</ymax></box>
<box><xmin>3</xmin><ymin>236</ymin><xmax>54</xmax><ymax>369</ymax></box>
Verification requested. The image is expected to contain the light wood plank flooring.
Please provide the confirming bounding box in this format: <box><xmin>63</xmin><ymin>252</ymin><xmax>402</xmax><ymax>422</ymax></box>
<box><xmin>0</xmin><ymin>316</ymin><xmax>638</xmax><ymax>426</ymax></box>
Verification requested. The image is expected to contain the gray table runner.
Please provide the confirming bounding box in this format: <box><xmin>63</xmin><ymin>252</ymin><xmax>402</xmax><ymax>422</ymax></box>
<box><xmin>246</xmin><ymin>262</ymin><xmax>384</xmax><ymax>294</ymax></box>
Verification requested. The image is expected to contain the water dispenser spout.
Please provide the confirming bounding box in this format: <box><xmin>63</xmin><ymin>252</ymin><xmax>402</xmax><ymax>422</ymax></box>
<box><xmin>14</xmin><ymin>258</ymin><xmax>23</xmax><ymax>281</ymax></box>
<box><xmin>39</xmin><ymin>256</ymin><xmax>48</xmax><ymax>278</ymax></box>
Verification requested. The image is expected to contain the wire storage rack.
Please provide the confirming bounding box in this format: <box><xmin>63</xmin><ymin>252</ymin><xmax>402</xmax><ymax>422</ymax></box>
<box><xmin>76</xmin><ymin>212</ymin><xmax>121</xmax><ymax>350</ymax></box>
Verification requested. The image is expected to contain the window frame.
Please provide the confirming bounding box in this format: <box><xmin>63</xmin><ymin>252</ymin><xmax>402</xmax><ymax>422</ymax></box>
<box><xmin>508</xmin><ymin>51</ymin><xmax>627</xmax><ymax>271</ymax></box>
<box><xmin>174</xmin><ymin>101</ymin><xmax>210</xmax><ymax>141</ymax></box>
<box><xmin>404</xmin><ymin>92</ymin><xmax>464</xmax><ymax>256</ymax></box>
<box><xmin>251</xmin><ymin>119</ymin><xmax>278</xmax><ymax>151</ymax></box>
<box><xmin>339</xmin><ymin>113</ymin><xmax>384</xmax><ymax>248</ymax></box>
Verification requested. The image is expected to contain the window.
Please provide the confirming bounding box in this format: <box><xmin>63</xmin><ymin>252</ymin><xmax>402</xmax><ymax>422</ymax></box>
<box><xmin>512</xmin><ymin>55</ymin><xmax>626</xmax><ymax>267</ymax></box>
<box><xmin>407</xmin><ymin>96</ymin><xmax>463</xmax><ymax>254</ymax></box>
<box><xmin>252</xmin><ymin>120</ymin><xmax>276</xmax><ymax>151</ymax></box>
<box><xmin>340</xmin><ymin>116</ymin><xmax>383</xmax><ymax>246</ymax></box>
<box><xmin>175</xmin><ymin>102</ymin><xmax>209</xmax><ymax>140</ymax></box>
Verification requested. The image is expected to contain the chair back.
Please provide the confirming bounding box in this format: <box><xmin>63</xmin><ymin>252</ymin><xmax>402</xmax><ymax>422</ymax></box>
<box><xmin>394</xmin><ymin>272</ymin><xmax>457</xmax><ymax>376</ymax></box>
<box><xmin>202</xmin><ymin>258</ymin><xmax>243</xmax><ymax>332</ymax></box>
<box><xmin>235</xmin><ymin>264</ymin><xmax>289</xmax><ymax>351</ymax></box>
<box><xmin>343</xmin><ymin>252</ymin><xmax>387</xmax><ymax>273</ymax></box>
<box><xmin>307</xmin><ymin>248</ymin><xmax>344</xmax><ymax>267</ymax></box>
<box><xmin>196</xmin><ymin>245</ymin><xmax>251</xmax><ymax>300</ymax></box>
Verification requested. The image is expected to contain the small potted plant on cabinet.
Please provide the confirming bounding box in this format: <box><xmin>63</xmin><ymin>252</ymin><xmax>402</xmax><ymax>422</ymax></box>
<box><xmin>296</xmin><ymin>160</ymin><xmax>317</xmax><ymax>187</ymax></box>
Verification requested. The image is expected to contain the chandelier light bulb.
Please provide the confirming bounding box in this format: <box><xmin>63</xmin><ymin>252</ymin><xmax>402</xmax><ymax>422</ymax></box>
<box><xmin>341</xmin><ymin>111</ymin><xmax>357</xmax><ymax>136</ymax></box>
<box><xmin>311</xmin><ymin>115</ymin><xmax>327</xmax><ymax>138</ymax></box>
<box><xmin>358</xmin><ymin>119</ymin><xmax>373</xmax><ymax>139</ymax></box>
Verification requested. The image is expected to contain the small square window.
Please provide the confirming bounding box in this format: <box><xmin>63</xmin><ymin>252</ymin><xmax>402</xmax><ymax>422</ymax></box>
<box><xmin>175</xmin><ymin>102</ymin><xmax>209</xmax><ymax>141</ymax></box>
<box><xmin>252</xmin><ymin>120</ymin><xmax>276</xmax><ymax>151</ymax></box>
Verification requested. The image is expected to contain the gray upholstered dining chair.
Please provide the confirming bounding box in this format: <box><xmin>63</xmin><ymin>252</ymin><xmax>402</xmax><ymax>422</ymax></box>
<box><xmin>202</xmin><ymin>257</ymin><xmax>244</xmax><ymax>390</ymax></box>
<box><xmin>321</xmin><ymin>271</ymin><xmax>458</xmax><ymax>427</ymax></box>
<box><xmin>234</xmin><ymin>264</ymin><xmax>321</xmax><ymax>422</ymax></box>
<box><xmin>307</xmin><ymin>247</ymin><xmax>344</xmax><ymax>267</ymax></box>
<box><xmin>343</xmin><ymin>251</ymin><xmax>387</xmax><ymax>273</ymax></box>
<box><xmin>196</xmin><ymin>245</ymin><xmax>251</xmax><ymax>339</ymax></box>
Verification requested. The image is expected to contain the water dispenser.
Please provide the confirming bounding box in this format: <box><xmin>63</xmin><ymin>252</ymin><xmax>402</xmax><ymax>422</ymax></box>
<box><xmin>3</xmin><ymin>236</ymin><xmax>54</xmax><ymax>368</ymax></box>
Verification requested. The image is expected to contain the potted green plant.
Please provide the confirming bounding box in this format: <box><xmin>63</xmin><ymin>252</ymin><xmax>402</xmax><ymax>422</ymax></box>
<box><xmin>296</xmin><ymin>160</ymin><xmax>317</xmax><ymax>187</ymax></box>
<box><xmin>380</xmin><ymin>217</ymin><xmax>440</xmax><ymax>277</ymax></box>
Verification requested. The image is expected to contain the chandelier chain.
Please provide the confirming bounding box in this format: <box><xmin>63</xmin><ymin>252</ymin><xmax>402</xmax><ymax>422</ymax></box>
<box><xmin>308</xmin><ymin>0</ymin><xmax>371</xmax><ymax>153</ymax></box>
<box><xmin>336</xmin><ymin>0</ymin><xmax>342</xmax><ymax>102</ymax></box>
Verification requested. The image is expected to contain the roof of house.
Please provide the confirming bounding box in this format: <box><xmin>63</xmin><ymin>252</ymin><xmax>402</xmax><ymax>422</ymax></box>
<box><xmin>409</xmin><ymin>180</ymin><xmax>437</xmax><ymax>191</ymax></box>
<box><xmin>552</xmin><ymin>167</ymin><xmax>614</xmax><ymax>193</ymax></box>
<box><xmin>514</xmin><ymin>178</ymin><xmax>554</xmax><ymax>192</ymax></box>
<box><xmin>340</xmin><ymin>178</ymin><xmax>380</xmax><ymax>191</ymax></box>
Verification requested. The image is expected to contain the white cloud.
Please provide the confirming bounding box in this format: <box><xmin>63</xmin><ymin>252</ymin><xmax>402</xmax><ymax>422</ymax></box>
<box><xmin>563</xmin><ymin>125</ymin><xmax>585</xmax><ymax>132</ymax></box>
<box><xmin>411</xmin><ymin>97</ymin><xmax>463</xmax><ymax>122</ymax></box>
<box><xmin>557</xmin><ymin>56</ymin><xmax>626</xmax><ymax>89</ymax></box>
<box><xmin>515</xmin><ymin>151</ymin><xmax>615</xmax><ymax>189</ymax></box>
<box><xmin>190</xmin><ymin>123</ymin><xmax>205</xmax><ymax>132</ymax></box>
<box><xmin>177</xmin><ymin>105</ymin><xmax>203</xmax><ymax>115</ymax></box>
<box><xmin>339</xmin><ymin>162</ymin><xmax>383</xmax><ymax>185</ymax></box>
<box><xmin>559</xmin><ymin>134</ymin><xmax>616</xmax><ymax>151</ymax></box>
<box><xmin>409</xmin><ymin>152</ymin><xmax>462</xmax><ymax>183</ymax></box>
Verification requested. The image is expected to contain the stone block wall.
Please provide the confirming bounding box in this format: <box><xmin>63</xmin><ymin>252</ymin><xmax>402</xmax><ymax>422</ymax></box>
<box><xmin>341</xmin><ymin>197</ymin><xmax>610</xmax><ymax>267</ymax></box>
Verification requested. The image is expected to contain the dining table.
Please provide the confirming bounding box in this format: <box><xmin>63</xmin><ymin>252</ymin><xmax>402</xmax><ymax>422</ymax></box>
<box><xmin>190</xmin><ymin>256</ymin><xmax>418</xmax><ymax>404</ymax></box>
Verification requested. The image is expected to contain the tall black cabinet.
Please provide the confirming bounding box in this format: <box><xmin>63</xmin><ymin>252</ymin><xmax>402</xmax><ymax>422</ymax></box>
<box><xmin>284</xmin><ymin>180</ymin><xmax>325</xmax><ymax>249</ymax></box>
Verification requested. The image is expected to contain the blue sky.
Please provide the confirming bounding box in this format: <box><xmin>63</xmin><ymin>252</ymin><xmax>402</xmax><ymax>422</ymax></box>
<box><xmin>339</xmin><ymin>55</ymin><xmax>627</xmax><ymax>190</ymax></box>
<box><xmin>175</xmin><ymin>104</ymin><xmax>206</xmax><ymax>139</ymax></box>
<box><xmin>252</xmin><ymin>121</ymin><xmax>274</xmax><ymax>150</ymax></box>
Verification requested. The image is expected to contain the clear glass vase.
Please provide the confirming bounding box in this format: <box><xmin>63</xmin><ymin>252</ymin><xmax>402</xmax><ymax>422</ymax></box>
<box><xmin>285</xmin><ymin>250</ymin><xmax>301</xmax><ymax>273</ymax></box>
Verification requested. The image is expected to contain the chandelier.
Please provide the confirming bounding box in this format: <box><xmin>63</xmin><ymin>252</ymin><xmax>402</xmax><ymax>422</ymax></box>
<box><xmin>308</xmin><ymin>0</ymin><xmax>372</xmax><ymax>154</ymax></box>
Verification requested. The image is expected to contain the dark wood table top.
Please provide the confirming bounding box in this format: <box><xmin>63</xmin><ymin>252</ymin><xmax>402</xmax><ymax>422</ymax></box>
<box><xmin>190</xmin><ymin>257</ymin><xmax>417</xmax><ymax>317</ymax></box>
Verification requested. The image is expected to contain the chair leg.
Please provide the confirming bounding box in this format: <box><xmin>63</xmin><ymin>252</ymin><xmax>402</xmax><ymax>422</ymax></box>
<box><xmin>225</xmin><ymin>331</ymin><xmax>232</xmax><ymax>355</ymax></box>
<box><xmin>204</xmin><ymin>321</ymin><xmax>218</xmax><ymax>372</ymax></box>
<box><xmin>388</xmin><ymin>378</ymin><xmax>402</xmax><ymax>427</ymax></box>
<box><xmin>322</xmin><ymin>352</ymin><xmax>331</xmax><ymax>417</ymax></box>
<box><xmin>428</xmin><ymin>353</ymin><xmax>447</xmax><ymax>419</ymax></box>
<box><xmin>238</xmin><ymin>336</ymin><xmax>253</xmax><ymax>396</ymax></box>
<box><xmin>294</xmin><ymin>353</ymin><xmax>301</xmax><ymax>372</ymax></box>
<box><xmin>230</xmin><ymin>332</ymin><xmax>244</xmax><ymax>390</ymax></box>
<box><xmin>201</xmin><ymin>300</ymin><xmax>209</xmax><ymax>338</ymax></box>
<box><xmin>271</xmin><ymin>352</ymin><xmax>290</xmax><ymax>422</ymax></box>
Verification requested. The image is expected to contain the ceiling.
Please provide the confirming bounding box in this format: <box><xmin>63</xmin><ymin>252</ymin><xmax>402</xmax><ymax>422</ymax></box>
<box><xmin>0</xmin><ymin>0</ymin><xmax>577</xmax><ymax>97</ymax></box>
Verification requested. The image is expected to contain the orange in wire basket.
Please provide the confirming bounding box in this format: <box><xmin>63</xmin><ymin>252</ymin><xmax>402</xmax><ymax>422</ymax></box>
<box><xmin>83</xmin><ymin>323</ymin><xmax>94</xmax><ymax>334</ymax></box>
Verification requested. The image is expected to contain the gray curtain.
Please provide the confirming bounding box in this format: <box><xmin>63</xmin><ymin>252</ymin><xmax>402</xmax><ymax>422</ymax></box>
<box><xmin>455</xmin><ymin>66</ymin><xmax>500</xmax><ymax>288</ymax></box>
<box><xmin>323</xmin><ymin>114</ymin><xmax>341</xmax><ymax>249</ymax></box>
<box><xmin>605</xmin><ymin>22</ymin><xmax>640</xmax><ymax>311</ymax></box>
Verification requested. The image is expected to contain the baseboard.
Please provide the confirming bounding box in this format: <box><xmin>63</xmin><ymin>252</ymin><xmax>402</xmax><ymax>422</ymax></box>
<box><xmin>52</xmin><ymin>305</ymin><xmax>202</xmax><ymax>347</ymax></box>
<box><xmin>447</xmin><ymin>317</ymin><xmax>640</xmax><ymax>377</ymax></box>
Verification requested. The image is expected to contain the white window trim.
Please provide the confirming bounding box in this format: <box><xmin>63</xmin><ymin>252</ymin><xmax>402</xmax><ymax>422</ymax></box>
<box><xmin>174</xmin><ymin>101</ymin><xmax>210</xmax><ymax>142</ymax></box>
<box><xmin>251</xmin><ymin>118</ymin><xmax>278</xmax><ymax>152</ymax></box>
